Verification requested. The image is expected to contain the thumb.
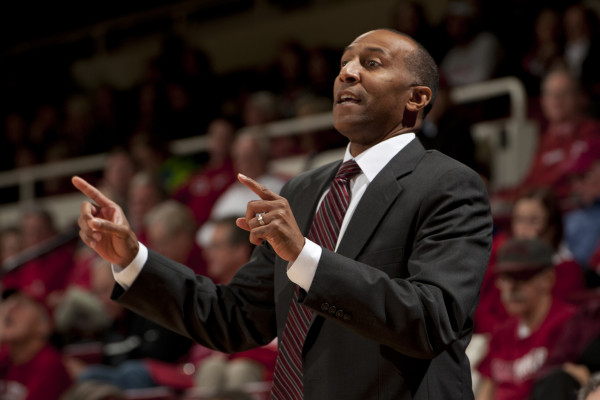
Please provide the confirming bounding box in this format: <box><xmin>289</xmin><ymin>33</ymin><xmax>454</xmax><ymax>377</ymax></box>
<box><xmin>236</xmin><ymin>218</ymin><xmax>251</xmax><ymax>232</ymax></box>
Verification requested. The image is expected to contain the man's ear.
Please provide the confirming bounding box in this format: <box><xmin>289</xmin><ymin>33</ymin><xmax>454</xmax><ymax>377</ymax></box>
<box><xmin>406</xmin><ymin>86</ymin><xmax>433</xmax><ymax>113</ymax></box>
<box><xmin>402</xmin><ymin>86</ymin><xmax>433</xmax><ymax>128</ymax></box>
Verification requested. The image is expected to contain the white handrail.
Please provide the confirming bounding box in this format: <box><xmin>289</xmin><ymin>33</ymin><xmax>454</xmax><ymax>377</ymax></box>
<box><xmin>450</xmin><ymin>76</ymin><xmax>527</xmax><ymax>121</ymax></box>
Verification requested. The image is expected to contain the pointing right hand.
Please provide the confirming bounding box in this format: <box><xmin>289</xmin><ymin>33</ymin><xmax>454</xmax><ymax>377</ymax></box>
<box><xmin>72</xmin><ymin>176</ymin><xmax>139</xmax><ymax>267</ymax></box>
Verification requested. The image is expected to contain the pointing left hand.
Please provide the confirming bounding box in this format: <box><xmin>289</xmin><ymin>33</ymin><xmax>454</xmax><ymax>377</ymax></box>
<box><xmin>235</xmin><ymin>174</ymin><xmax>305</xmax><ymax>262</ymax></box>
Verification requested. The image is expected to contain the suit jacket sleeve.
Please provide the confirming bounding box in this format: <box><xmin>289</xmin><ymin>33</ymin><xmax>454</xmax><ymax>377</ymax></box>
<box><xmin>112</xmin><ymin>240</ymin><xmax>279</xmax><ymax>354</ymax></box>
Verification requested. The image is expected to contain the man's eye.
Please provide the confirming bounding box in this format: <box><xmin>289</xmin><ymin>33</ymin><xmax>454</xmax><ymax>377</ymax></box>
<box><xmin>367</xmin><ymin>60</ymin><xmax>379</xmax><ymax>67</ymax></box>
<box><xmin>340</xmin><ymin>60</ymin><xmax>348</xmax><ymax>68</ymax></box>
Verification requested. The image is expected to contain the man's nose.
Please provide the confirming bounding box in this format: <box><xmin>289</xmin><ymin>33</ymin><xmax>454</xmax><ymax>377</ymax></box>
<box><xmin>338</xmin><ymin>60</ymin><xmax>360</xmax><ymax>83</ymax></box>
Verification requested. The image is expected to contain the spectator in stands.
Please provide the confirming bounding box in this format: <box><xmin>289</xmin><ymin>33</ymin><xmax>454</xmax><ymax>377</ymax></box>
<box><xmin>203</xmin><ymin>217</ymin><xmax>254</xmax><ymax>285</ymax></box>
<box><xmin>197</xmin><ymin>128</ymin><xmax>287</xmax><ymax>247</ymax></box>
<box><xmin>475</xmin><ymin>187</ymin><xmax>584</xmax><ymax>335</ymax></box>
<box><xmin>241</xmin><ymin>91</ymin><xmax>281</xmax><ymax>127</ymax></box>
<box><xmin>126</xmin><ymin>172</ymin><xmax>167</xmax><ymax>244</ymax></box>
<box><xmin>0</xmin><ymin>288</ymin><xmax>72</xmax><ymax>400</ymax></box>
<box><xmin>528</xmin><ymin>297</ymin><xmax>600</xmax><ymax>400</ymax></box>
<box><xmin>1</xmin><ymin>207</ymin><xmax>76</xmax><ymax>303</ymax></box>
<box><xmin>195</xmin><ymin>217</ymin><xmax>277</xmax><ymax>393</ymax></box>
<box><xmin>493</xmin><ymin>66</ymin><xmax>600</xmax><ymax>207</ymax></box>
<box><xmin>145</xmin><ymin>200</ymin><xmax>206</xmax><ymax>276</ymax></box>
<box><xmin>173</xmin><ymin>117</ymin><xmax>237</xmax><ymax>227</ymax></box>
<box><xmin>475</xmin><ymin>238</ymin><xmax>576</xmax><ymax>400</ymax></box>
<box><xmin>97</xmin><ymin>147</ymin><xmax>136</xmax><ymax>210</ymax></box>
<box><xmin>511</xmin><ymin>188</ymin><xmax>584</xmax><ymax>299</ymax></box>
<box><xmin>438</xmin><ymin>0</ymin><xmax>504</xmax><ymax>87</ymax></box>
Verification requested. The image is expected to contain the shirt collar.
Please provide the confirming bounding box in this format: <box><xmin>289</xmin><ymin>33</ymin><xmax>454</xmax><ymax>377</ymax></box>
<box><xmin>343</xmin><ymin>133</ymin><xmax>415</xmax><ymax>182</ymax></box>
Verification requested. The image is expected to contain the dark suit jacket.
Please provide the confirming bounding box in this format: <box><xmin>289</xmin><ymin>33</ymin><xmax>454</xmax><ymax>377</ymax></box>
<box><xmin>113</xmin><ymin>139</ymin><xmax>493</xmax><ymax>399</ymax></box>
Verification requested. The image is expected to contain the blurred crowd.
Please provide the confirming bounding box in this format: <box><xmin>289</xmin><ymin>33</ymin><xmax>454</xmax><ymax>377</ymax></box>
<box><xmin>3</xmin><ymin>0</ymin><xmax>600</xmax><ymax>399</ymax></box>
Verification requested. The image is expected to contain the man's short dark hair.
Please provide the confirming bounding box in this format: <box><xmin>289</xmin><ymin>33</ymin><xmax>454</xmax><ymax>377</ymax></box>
<box><xmin>383</xmin><ymin>28</ymin><xmax>439</xmax><ymax>118</ymax></box>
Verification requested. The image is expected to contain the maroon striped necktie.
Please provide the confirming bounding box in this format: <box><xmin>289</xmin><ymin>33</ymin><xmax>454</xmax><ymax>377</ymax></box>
<box><xmin>271</xmin><ymin>159</ymin><xmax>362</xmax><ymax>399</ymax></box>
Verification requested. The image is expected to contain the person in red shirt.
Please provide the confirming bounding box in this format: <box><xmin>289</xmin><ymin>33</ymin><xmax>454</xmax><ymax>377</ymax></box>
<box><xmin>0</xmin><ymin>288</ymin><xmax>72</xmax><ymax>400</ymax></box>
<box><xmin>1</xmin><ymin>208</ymin><xmax>76</xmax><ymax>303</ymax></box>
<box><xmin>476</xmin><ymin>238</ymin><xmax>576</xmax><ymax>400</ymax></box>
<box><xmin>492</xmin><ymin>66</ymin><xmax>600</xmax><ymax>210</ymax></box>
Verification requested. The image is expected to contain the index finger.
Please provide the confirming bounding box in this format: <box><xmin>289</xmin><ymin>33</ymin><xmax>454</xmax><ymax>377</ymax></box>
<box><xmin>72</xmin><ymin>176</ymin><xmax>115</xmax><ymax>208</ymax></box>
<box><xmin>237</xmin><ymin>173</ymin><xmax>280</xmax><ymax>201</ymax></box>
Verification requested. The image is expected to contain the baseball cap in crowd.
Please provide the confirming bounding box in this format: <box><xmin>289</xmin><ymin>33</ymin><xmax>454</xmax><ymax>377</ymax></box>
<box><xmin>494</xmin><ymin>238</ymin><xmax>554</xmax><ymax>280</ymax></box>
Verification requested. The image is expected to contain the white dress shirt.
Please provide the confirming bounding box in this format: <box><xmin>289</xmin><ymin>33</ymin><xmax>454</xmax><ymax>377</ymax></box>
<box><xmin>114</xmin><ymin>134</ymin><xmax>415</xmax><ymax>291</ymax></box>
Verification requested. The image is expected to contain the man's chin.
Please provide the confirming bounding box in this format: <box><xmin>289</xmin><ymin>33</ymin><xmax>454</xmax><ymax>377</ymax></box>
<box><xmin>333</xmin><ymin>114</ymin><xmax>367</xmax><ymax>136</ymax></box>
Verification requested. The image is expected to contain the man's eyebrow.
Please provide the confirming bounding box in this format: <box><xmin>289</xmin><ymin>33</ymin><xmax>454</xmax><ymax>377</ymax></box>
<box><xmin>342</xmin><ymin>45</ymin><xmax>387</xmax><ymax>55</ymax></box>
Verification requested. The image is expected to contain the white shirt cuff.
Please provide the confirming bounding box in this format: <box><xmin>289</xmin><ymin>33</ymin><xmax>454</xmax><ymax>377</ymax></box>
<box><xmin>287</xmin><ymin>239</ymin><xmax>321</xmax><ymax>292</ymax></box>
<box><xmin>112</xmin><ymin>242</ymin><xmax>148</xmax><ymax>290</ymax></box>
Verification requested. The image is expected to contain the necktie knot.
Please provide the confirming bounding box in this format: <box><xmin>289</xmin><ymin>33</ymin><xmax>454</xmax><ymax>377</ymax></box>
<box><xmin>335</xmin><ymin>159</ymin><xmax>362</xmax><ymax>182</ymax></box>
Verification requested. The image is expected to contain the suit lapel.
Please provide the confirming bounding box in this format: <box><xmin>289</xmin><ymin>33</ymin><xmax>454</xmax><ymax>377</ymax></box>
<box><xmin>293</xmin><ymin>161</ymin><xmax>341</xmax><ymax>235</ymax></box>
<box><xmin>336</xmin><ymin>139</ymin><xmax>426</xmax><ymax>259</ymax></box>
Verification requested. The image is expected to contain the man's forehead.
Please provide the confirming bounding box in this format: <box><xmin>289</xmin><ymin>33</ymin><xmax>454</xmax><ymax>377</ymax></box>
<box><xmin>345</xmin><ymin>30</ymin><xmax>414</xmax><ymax>54</ymax></box>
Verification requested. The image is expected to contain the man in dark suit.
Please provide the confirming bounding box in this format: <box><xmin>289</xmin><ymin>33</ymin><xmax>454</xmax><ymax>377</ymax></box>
<box><xmin>73</xmin><ymin>29</ymin><xmax>492</xmax><ymax>399</ymax></box>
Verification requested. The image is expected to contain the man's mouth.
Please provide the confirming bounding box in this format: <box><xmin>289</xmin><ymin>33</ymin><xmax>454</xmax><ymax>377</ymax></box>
<box><xmin>337</xmin><ymin>92</ymin><xmax>361</xmax><ymax>105</ymax></box>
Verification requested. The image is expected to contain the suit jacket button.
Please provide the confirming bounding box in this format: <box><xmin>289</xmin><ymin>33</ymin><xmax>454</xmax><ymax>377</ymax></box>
<box><xmin>336</xmin><ymin>309</ymin><xmax>344</xmax><ymax>318</ymax></box>
<box><xmin>321</xmin><ymin>303</ymin><xmax>329</xmax><ymax>312</ymax></box>
<box><xmin>328</xmin><ymin>306</ymin><xmax>336</xmax><ymax>314</ymax></box>
<box><xmin>343</xmin><ymin>313</ymin><xmax>352</xmax><ymax>321</ymax></box>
